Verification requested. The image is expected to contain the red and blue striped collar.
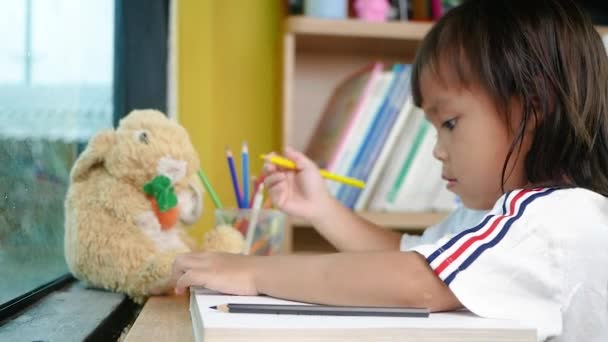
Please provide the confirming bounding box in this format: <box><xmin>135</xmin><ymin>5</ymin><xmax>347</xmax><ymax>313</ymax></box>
<box><xmin>426</xmin><ymin>187</ymin><xmax>558</xmax><ymax>286</ymax></box>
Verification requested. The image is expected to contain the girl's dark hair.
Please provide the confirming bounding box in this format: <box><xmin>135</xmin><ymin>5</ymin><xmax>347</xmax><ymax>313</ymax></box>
<box><xmin>411</xmin><ymin>0</ymin><xmax>608</xmax><ymax>196</ymax></box>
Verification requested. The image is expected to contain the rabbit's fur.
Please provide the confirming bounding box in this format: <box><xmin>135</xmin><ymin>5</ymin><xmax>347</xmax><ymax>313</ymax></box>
<box><xmin>64</xmin><ymin>109</ymin><xmax>207</xmax><ymax>302</ymax></box>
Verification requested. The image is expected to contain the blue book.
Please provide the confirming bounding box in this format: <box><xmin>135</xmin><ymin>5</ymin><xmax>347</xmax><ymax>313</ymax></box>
<box><xmin>334</xmin><ymin>63</ymin><xmax>406</xmax><ymax>205</ymax></box>
<box><xmin>337</xmin><ymin>64</ymin><xmax>412</xmax><ymax>208</ymax></box>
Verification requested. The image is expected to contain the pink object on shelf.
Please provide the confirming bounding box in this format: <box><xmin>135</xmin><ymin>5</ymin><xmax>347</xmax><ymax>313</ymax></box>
<box><xmin>430</xmin><ymin>0</ymin><xmax>443</xmax><ymax>20</ymax></box>
<box><xmin>354</xmin><ymin>0</ymin><xmax>390</xmax><ymax>22</ymax></box>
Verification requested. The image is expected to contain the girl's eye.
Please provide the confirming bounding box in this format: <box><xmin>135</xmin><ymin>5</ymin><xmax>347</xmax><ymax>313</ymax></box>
<box><xmin>442</xmin><ymin>118</ymin><xmax>457</xmax><ymax>130</ymax></box>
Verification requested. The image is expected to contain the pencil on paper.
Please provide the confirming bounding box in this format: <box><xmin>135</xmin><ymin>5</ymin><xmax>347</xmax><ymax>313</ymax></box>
<box><xmin>226</xmin><ymin>148</ymin><xmax>244</xmax><ymax>208</ymax></box>
<box><xmin>210</xmin><ymin>303</ymin><xmax>429</xmax><ymax>317</ymax></box>
<box><xmin>197</xmin><ymin>169</ymin><xmax>223</xmax><ymax>209</ymax></box>
<box><xmin>242</xmin><ymin>142</ymin><xmax>249</xmax><ymax>208</ymax></box>
<box><xmin>243</xmin><ymin>183</ymin><xmax>264</xmax><ymax>255</ymax></box>
<box><xmin>260</xmin><ymin>154</ymin><xmax>366</xmax><ymax>189</ymax></box>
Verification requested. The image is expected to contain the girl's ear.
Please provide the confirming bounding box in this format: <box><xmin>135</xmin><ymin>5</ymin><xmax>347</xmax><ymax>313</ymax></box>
<box><xmin>70</xmin><ymin>130</ymin><xmax>116</xmax><ymax>182</ymax></box>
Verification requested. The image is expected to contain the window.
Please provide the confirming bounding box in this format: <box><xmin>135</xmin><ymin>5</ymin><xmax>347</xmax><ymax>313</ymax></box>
<box><xmin>0</xmin><ymin>0</ymin><xmax>114</xmax><ymax>307</ymax></box>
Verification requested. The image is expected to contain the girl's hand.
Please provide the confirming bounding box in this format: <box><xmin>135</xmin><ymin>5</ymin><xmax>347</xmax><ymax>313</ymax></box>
<box><xmin>171</xmin><ymin>252</ymin><xmax>260</xmax><ymax>296</ymax></box>
<box><xmin>263</xmin><ymin>147</ymin><xmax>333</xmax><ymax>222</ymax></box>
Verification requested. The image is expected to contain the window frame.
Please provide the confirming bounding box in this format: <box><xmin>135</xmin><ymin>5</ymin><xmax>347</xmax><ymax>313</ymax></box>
<box><xmin>0</xmin><ymin>274</ymin><xmax>73</xmax><ymax>322</ymax></box>
<box><xmin>0</xmin><ymin>0</ymin><xmax>169</xmax><ymax>332</ymax></box>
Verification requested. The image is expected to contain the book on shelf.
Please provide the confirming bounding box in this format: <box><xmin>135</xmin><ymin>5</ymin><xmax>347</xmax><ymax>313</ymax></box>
<box><xmin>369</xmin><ymin>107</ymin><xmax>457</xmax><ymax>212</ymax></box>
<box><xmin>411</xmin><ymin>0</ymin><xmax>431</xmax><ymax>21</ymax></box>
<box><xmin>397</xmin><ymin>0</ymin><xmax>462</xmax><ymax>21</ymax></box>
<box><xmin>368</xmin><ymin>108</ymin><xmax>427</xmax><ymax>211</ymax></box>
<box><xmin>385</xmin><ymin>120</ymin><xmax>443</xmax><ymax>211</ymax></box>
<box><xmin>305</xmin><ymin>61</ymin><xmax>383</xmax><ymax>176</ymax></box>
<box><xmin>326</xmin><ymin>67</ymin><xmax>395</xmax><ymax>196</ymax></box>
<box><xmin>336</xmin><ymin>64</ymin><xmax>412</xmax><ymax>208</ymax></box>
<box><xmin>353</xmin><ymin>95</ymin><xmax>415</xmax><ymax>211</ymax></box>
<box><xmin>304</xmin><ymin>62</ymin><xmax>456</xmax><ymax>213</ymax></box>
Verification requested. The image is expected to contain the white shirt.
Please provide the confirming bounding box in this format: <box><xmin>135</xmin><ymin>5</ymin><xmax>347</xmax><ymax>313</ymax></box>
<box><xmin>406</xmin><ymin>187</ymin><xmax>608</xmax><ymax>342</ymax></box>
<box><xmin>400</xmin><ymin>205</ymin><xmax>489</xmax><ymax>250</ymax></box>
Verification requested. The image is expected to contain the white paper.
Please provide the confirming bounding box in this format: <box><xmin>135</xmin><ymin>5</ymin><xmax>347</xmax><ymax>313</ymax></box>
<box><xmin>191</xmin><ymin>288</ymin><xmax>534</xmax><ymax>331</ymax></box>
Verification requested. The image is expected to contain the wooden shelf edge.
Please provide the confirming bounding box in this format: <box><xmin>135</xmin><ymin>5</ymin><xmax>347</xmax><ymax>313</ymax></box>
<box><xmin>286</xmin><ymin>16</ymin><xmax>432</xmax><ymax>40</ymax></box>
<box><xmin>286</xmin><ymin>16</ymin><xmax>608</xmax><ymax>40</ymax></box>
<box><xmin>290</xmin><ymin>211</ymin><xmax>450</xmax><ymax>232</ymax></box>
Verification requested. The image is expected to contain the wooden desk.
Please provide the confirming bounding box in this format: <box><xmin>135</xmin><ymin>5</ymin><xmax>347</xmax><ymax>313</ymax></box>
<box><xmin>124</xmin><ymin>295</ymin><xmax>193</xmax><ymax>342</ymax></box>
<box><xmin>125</xmin><ymin>295</ymin><xmax>536</xmax><ymax>342</ymax></box>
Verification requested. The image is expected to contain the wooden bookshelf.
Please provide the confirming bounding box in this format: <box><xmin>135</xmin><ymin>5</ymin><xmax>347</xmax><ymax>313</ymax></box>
<box><xmin>281</xmin><ymin>16</ymin><xmax>445</xmax><ymax>252</ymax></box>
<box><xmin>286</xmin><ymin>16</ymin><xmax>432</xmax><ymax>39</ymax></box>
<box><xmin>291</xmin><ymin>211</ymin><xmax>448</xmax><ymax>231</ymax></box>
<box><xmin>288</xmin><ymin>211</ymin><xmax>450</xmax><ymax>253</ymax></box>
<box><xmin>282</xmin><ymin>17</ymin><xmax>432</xmax><ymax>151</ymax></box>
<box><xmin>281</xmin><ymin>16</ymin><xmax>608</xmax><ymax>252</ymax></box>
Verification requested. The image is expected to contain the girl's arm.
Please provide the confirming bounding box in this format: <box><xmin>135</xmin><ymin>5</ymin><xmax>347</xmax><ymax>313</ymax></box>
<box><xmin>263</xmin><ymin>148</ymin><xmax>402</xmax><ymax>252</ymax></box>
<box><xmin>173</xmin><ymin>251</ymin><xmax>462</xmax><ymax>312</ymax></box>
<box><xmin>310</xmin><ymin>196</ymin><xmax>402</xmax><ymax>252</ymax></box>
<box><xmin>255</xmin><ymin>252</ymin><xmax>460</xmax><ymax>311</ymax></box>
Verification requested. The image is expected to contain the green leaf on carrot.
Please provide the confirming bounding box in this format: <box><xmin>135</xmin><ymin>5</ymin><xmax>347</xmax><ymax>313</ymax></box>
<box><xmin>143</xmin><ymin>175</ymin><xmax>178</xmax><ymax>212</ymax></box>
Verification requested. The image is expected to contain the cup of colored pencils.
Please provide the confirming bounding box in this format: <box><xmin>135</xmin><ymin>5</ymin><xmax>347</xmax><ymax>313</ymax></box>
<box><xmin>214</xmin><ymin>207</ymin><xmax>286</xmax><ymax>256</ymax></box>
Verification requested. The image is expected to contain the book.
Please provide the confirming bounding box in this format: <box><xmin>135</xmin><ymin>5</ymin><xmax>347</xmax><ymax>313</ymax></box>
<box><xmin>190</xmin><ymin>287</ymin><xmax>536</xmax><ymax>341</ymax></box>
<box><xmin>367</xmin><ymin>106</ymin><xmax>456</xmax><ymax>212</ymax></box>
<box><xmin>305</xmin><ymin>62</ymin><xmax>383</xmax><ymax>172</ymax></box>
<box><xmin>384</xmin><ymin>121</ymin><xmax>441</xmax><ymax>212</ymax></box>
<box><xmin>389</xmin><ymin>0</ymin><xmax>409</xmax><ymax>21</ymax></box>
<box><xmin>411</xmin><ymin>0</ymin><xmax>432</xmax><ymax>21</ymax></box>
<box><xmin>353</xmin><ymin>95</ymin><xmax>415</xmax><ymax>210</ymax></box>
<box><xmin>336</xmin><ymin>64</ymin><xmax>412</xmax><ymax>208</ymax></box>
<box><xmin>368</xmin><ymin>107</ymin><xmax>426</xmax><ymax>211</ymax></box>
<box><xmin>327</xmin><ymin>70</ymin><xmax>394</xmax><ymax>196</ymax></box>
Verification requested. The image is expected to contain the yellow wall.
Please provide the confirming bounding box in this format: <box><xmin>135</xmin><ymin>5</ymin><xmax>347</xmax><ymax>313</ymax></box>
<box><xmin>178</xmin><ymin>1</ymin><xmax>282</xmax><ymax>242</ymax></box>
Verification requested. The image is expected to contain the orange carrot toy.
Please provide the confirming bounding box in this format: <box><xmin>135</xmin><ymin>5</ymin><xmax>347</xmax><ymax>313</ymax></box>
<box><xmin>143</xmin><ymin>175</ymin><xmax>180</xmax><ymax>230</ymax></box>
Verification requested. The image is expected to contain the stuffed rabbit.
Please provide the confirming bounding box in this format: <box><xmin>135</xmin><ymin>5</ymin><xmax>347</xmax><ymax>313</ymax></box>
<box><xmin>64</xmin><ymin>109</ymin><xmax>205</xmax><ymax>302</ymax></box>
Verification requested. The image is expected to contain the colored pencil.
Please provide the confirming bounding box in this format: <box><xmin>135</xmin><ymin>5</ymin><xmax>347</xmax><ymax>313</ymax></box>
<box><xmin>211</xmin><ymin>303</ymin><xmax>429</xmax><ymax>317</ymax></box>
<box><xmin>248</xmin><ymin>175</ymin><xmax>266</xmax><ymax>208</ymax></box>
<box><xmin>197</xmin><ymin>169</ymin><xmax>223</xmax><ymax>209</ymax></box>
<box><xmin>226</xmin><ymin>148</ymin><xmax>244</xmax><ymax>208</ymax></box>
<box><xmin>260</xmin><ymin>154</ymin><xmax>366</xmax><ymax>189</ymax></box>
<box><xmin>243</xmin><ymin>183</ymin><xmax>264</xmax><ymax>255</ymax></box>
<box><xmin>242</xmin><ymin>142</ymin><xmax>249</xmax><ymax>208</ymax></box>
<box><xmin>249</xmin><ymin>237</ymin><xmax>270</xmax><ymax>255</ymax></box>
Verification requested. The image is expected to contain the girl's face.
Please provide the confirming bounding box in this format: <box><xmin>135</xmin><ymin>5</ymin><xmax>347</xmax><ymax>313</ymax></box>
<box><xmin>419</xmin><ymin>68</ymin><xmax>532</xmax><ymax>209</ymax></box>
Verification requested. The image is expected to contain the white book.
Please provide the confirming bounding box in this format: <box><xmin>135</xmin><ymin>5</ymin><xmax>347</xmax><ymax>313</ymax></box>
<box><xmin>354</xmin><ymin>96</ymin><xmax>415</xmax><ymax>210</ymax></box>
<box><xmin>368</xmin><ymin>107</ymin><xmax>425</xmax><ymax>211</ymax></box>
<box><xmin>190</xmin><ymin>287</ymin><xmax>536</xmax><ymax>341</ymax></box>
<box><xmin>328</xmin><ymin>72</ymin><xmax>394</xmax><ymax>196</ymax></box>
<box><xmin>386</xmin><ymin>125</ymin><xmax>441</xmax><ymax>212</ymax></box>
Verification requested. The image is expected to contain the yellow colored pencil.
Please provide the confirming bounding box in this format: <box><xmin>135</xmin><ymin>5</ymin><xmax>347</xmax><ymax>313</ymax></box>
<box><xmin>260</xmin><ymin>154</ymin><xmax>365</xmax><ymax>189</ymax></box>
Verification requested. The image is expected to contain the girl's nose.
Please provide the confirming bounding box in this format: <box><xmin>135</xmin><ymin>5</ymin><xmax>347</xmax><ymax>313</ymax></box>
<box><xmin>433</xmin><ymin>139</ymin><xmax>448</xmax><ymax>162</ymax></box>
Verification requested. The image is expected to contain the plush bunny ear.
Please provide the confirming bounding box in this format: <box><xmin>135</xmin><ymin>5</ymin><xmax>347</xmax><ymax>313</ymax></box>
<box><xmin>70</xmin><ymin>129</ymin><xmax>116</xmax><ymax>182</ymax></box>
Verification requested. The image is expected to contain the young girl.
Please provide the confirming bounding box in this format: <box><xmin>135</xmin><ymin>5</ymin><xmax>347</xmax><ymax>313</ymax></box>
<box><xmin>171</xmin><ymin>0</ymin><xmax>608</xmax><ymax>340</ymax></box>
